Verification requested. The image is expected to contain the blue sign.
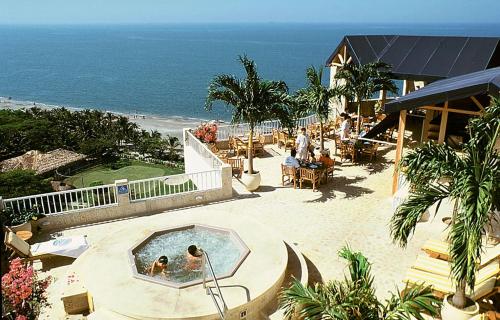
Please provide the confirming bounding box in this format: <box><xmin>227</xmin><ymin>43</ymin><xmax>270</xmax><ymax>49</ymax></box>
<box><xmin>117</xmin><ymin>185</ymin><xmax>129</xmax><ymax>195</ymax></box>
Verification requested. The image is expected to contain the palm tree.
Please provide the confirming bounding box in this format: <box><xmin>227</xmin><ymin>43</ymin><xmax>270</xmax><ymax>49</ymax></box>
<box><xmin>280</xmin><ymin>245</ymin><xmax>441</xmax><ymax>319</ymax></box>
<box><xmin>205</xmin><ymin>55</ymin><xmax>291</xmax><ymax>175</ymax></box>
<box><xmin>165</xmin><ymin>135</ymin><xmax>181</xmax><ymax>161</ymax></box>
<box><xmin>296</xmin><ymin>66</ymin><xmax>340</xmax><ymax>151</ymax></box>
<box><xmin>335</xmin><ymin>62</ymin><xmax>397</xmax><ymax>134</ymax></box>
<box><xmin>390</xmin><ymin>98</ymin><xmax>500</xmax><ymax>309</ymax></box>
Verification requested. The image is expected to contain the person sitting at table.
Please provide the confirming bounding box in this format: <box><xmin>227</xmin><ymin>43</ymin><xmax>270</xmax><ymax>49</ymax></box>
<box><xmin>319</xmin><ymin>150</ymin><xmax>334</xmax><ymax>167</ymax></box>
<box><xmin>149</xmin><ymin>255</ymin><xmax>169</xmax><ymax>276</ymax></box>
<box><xmin>295</xmin><ymin>127</ymin><xmax>310</xmax><ymax>161</ymax></box>
<box><xmin>359</xmin><ymin>123</ymin><xmax>371</xmax><ymax>138</ymax></box>
<box><xmin>283</xmin><ymin>149</ymin><xmax>300</xmax><ymax>168</ymax></box>
<box><xmin>338</xmin><ymin>113</ymin><xmax>351</xmax><ymax>141</ymax></box>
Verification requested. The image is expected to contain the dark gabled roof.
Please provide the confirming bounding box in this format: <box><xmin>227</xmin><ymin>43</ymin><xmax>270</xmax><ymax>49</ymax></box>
<box><xmin>326</xmin><ymin>35</ymin><xmax>500</xmax><ymax>81</ymax></box>
<box><xmin>384</xmin><ymin>67</ymin><xmax>500</xmax><ymax>113</ymax></box>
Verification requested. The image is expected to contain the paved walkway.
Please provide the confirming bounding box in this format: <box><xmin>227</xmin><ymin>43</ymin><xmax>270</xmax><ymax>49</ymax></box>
<box><xmin>37</xmin><ymin>139</ymin><xmax>451</xmax><ymax>318</ymax></box>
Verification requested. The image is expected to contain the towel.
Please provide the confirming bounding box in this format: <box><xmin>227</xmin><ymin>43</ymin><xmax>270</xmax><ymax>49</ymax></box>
<box><xmin>31</xmin><ymin>236</ymin><xmax>89</xmax><ymax>258</ymax></box>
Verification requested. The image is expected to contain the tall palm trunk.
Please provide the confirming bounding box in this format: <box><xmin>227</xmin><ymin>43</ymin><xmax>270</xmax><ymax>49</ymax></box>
<box><xmin>319</xmin><ymin>121</ymin><xmax>324</xmax><ymax>151</ymax></box>
<box><xmin>452</xmin><ymin>280</ymin><xmax>467</xmax><ymax>308</ymax></box>
<box><xmin>247</xmin><ymin>127</ymin><xmax>254</xmax><ymax>174</ymax></box>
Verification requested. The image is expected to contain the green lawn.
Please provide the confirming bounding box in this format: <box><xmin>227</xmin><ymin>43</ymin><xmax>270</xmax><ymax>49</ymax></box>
<box><xmin>65</xmin><ymin>160</ymin><xmax>184</xmax><ymax>188</ymax></box>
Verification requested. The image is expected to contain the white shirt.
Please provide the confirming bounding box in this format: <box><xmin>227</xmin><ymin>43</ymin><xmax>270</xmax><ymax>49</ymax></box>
<box><xmin>295</xmin><ymin>133</ymin><xmax>309</xmax><ymax>151</ymax></box>
<box><xmin>340</xmin><ymin>120</ymin><xmax>351</xmax><ymax>140</ymax></box>
<box><xmin>283</xmin><ymin>156</ymin><xmax>300</xmax><ymax>168</ymax></box>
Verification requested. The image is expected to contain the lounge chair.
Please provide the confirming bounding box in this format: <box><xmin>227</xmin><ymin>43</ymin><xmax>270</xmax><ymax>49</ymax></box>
<box><xmin>470</xmin><ymin>311</ymin><xmax>500</xmax><ymax>320</ymax></box>
<box><xmin>422</xmin><ymin>239</ymin><xmax>500</xmax><ymax>267</ymax></box>
<box><xmin>403</xmin><ymin>259</ymin><xmax>500</xmax><ymax>300</ymax></box>
<box><xmin>4</xmin><ymin>230</ymin><xmax>89</xmax><ymax>261</ymax></box>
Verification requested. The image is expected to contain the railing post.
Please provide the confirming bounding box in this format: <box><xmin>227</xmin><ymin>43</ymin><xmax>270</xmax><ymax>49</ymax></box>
<box><xmin>115</xmin><ymin>179</ymin><xmax>130</xmax><ymax>206</ymax></box>
<box><xmin>0</xmin><ymin>196</ymin><xmax>4</xmax><ymax>211</ymax></box>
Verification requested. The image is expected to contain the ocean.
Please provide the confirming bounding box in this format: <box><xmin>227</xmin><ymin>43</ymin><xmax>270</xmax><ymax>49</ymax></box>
<box><xmin>1</xmin><ymin>23</ymin><xmax>499</xmax><ymax>122</ymax></box>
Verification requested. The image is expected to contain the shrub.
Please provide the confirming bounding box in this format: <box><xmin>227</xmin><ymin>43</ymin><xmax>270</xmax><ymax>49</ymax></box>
<box><xmin>0</xmin><ymin>170</ymin><xmax>52</xmax><ymax>199</ymax></box>
<box><xmin>1</xmin><ymin>258</ymin><xmax>51</xmax><ymax>319</ymax></box>
<box><xmin>0</xmin><ymin>207</ymin><xmax>45</xmax><ymax>227</ymax></box>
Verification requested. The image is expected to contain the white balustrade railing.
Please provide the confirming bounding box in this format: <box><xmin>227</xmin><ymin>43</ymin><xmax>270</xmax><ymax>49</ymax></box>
<box><xmin>128</xmin><ymin>170</ymin><xmax>222</xmax><ymax>202</ymax></box>
<box><xmin>215</xmin><ymin>114</ymin><xmax>318</xmax><ymax>140</ymax></box>
<box><xmin>185</xmin><ymin>130</ymin><xmax>224</xmax><ymax>169</ymax></box>
<box><xmin>4</xmin><ymin>184</ymin><xmax>117</xmax><ymax>216</ymax></box>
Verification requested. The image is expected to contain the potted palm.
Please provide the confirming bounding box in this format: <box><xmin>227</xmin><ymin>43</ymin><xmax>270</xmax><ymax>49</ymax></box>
<box><xmin>0</xmin><ymin>206</ymin><xmax>44</xmax><ymax>233</ymax></box>
<box><xmin>206</xmin><ymin>55</ymin><xmax>291</xmax><ymax>191</ymax></box>
<box><xmin>390</xmin><ymin>98</ymin><xmax>500</xmax><ymax>319</ymax></box>
<box><xmin>335</xmin><ymin>62</ymin><xmax>397</xmax><ymax>134</ymax></box>
<box><xmin>296</xmin><ymin>66</ymin><xmax>340</xmax><ymax>151</ymax></box>
<box><xmin>280</xmin><ymin>245</ymin><xmax>441</xmax><ymax>319</ymax></box>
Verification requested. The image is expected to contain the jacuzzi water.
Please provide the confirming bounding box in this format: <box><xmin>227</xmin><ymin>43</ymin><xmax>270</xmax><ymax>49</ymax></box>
<box><xmin>134</xmin><ymin>228</ymin><xmax>242</xmax><ymax>283</ymax></box>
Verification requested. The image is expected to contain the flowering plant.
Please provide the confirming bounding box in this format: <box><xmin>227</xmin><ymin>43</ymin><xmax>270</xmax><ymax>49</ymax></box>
<box><xmin>1</xmin><ymin>258</ymin><xmax>52</xmax><ymax>320</ymax></box>
<box><xmin>193</xmin><ymin>123</ymin><xmax>218</xmax><ymax>144</ymax></box>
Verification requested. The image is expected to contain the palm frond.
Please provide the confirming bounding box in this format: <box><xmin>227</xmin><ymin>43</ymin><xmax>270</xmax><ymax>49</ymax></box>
<box><xmin>338</xmin><ymin>245</ymin><xmax>374</xmax><ymax>288</ymax></box>
<box><xmin>399</xmin><ymin>141</ymin><xmax>465</xmax><ymax>186</ymax></box>
<box><xmin>383</xmin><ymin>283</ymin><xmax>441</xmax><ymax>320</ymax></box>
<box><xmin>391</xmin><ymin>183</ymin><xmax>450</xmax><ymax>247</ymax></box>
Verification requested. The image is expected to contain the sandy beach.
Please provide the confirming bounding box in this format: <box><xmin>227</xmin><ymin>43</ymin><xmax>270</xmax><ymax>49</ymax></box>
<box><xmin>0</xmin><ymin>97</ymin><xmax>211</xmax><ymax>139</ymax></box>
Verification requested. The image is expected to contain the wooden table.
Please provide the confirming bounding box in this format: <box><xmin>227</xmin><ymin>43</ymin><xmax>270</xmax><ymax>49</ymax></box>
<box><xmin>298</xmin><ymin>163</ymin><xmax>326</xmax><ymax>190</ymax></box>
<box><xmin>16</xmin><ymin>230</ymin><xmax>33</xmax><ymax>241</ymax></box>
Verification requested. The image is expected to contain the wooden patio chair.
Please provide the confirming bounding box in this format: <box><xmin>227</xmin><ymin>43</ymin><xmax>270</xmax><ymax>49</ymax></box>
<box><xmin>281</xmin><ymin>164</ymin><xmax>297</xmax><ymax>188</ymax></box>
<box><xmin>253</xmin><ymin>135</ymin><xmax>265</xmax><ymax>156</ymax></box>
<box><xmin>234</xmin><ymin>138</ymin><xmax>250</xmax><ymax>157</ymax></box>
<box><xmin>272</xmin><ymin>129</ymin><xmax>279</xmax><ymax>144</ymax></box>
<box><xmin>325</xmin><ymin>163</ymin><xmax>335</xmax><ymax>182</ymax></box>
<box><xmin>340</xmin><ymin>142</ymin><xmax>356</xmax><ymax>162</ymax></box>
<box><xmin>224</xmin><ymin>157</ymin><xmax>244</xmax><ymax>178</ymax></box>
<box><xmin>299</xmin><ymin>167</ymin><xmax>320</xmax><ymax>191</ymax></box>
<box><xmin>360</xmin><ymin>143</ymin><xmax>379</xmax><ymax>162</ymax></box>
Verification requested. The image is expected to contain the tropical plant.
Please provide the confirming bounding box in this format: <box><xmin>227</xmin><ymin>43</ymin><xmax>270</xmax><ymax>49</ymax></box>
<box><xmin>0</xmin><ymin>207</ymin><xmax>45</xmax><ymax>227</ymax></box>
<box><xmin>296</xmin><ymin>66</ymin><xmax>340</xmax><ymax>150</ymax></box>
<box><xmin>280</xmin><ymin>245</ymin><xmax>441</xmax><ymax>319</ymax></box>
<box><xmin>1</xmin><ymin>258</ymin><xmax>52</xmax><ymax>320</ymax></box>
<box><xmin>164</xmin><ymin>135</ymin><xmax>182</xmax><ymax>161</ymax></box>
<box><xmin>390</xmin><ymin>98</ymin><xmax>500</xmax><ymax>309</ymax></box>
<box><xmin>205</xmin><ymin>55</ymin><xmax>291</xmax><ymax>174</ymax></box>
<box><xmin>335</xmin><ymin>62</ymin><xmax>397</xmax><ymax>134</ymax></box>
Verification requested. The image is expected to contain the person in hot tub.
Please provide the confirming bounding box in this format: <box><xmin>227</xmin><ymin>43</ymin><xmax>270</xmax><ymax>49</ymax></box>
<box><xmin>149</xmin><ymin>255</ymin><xmax>169</xmax><ymax>276</ymax></box>
<box><xmin>186</xmin><ymin>245</ymin><xmax>203</xmax><ymax>271</ymax></box>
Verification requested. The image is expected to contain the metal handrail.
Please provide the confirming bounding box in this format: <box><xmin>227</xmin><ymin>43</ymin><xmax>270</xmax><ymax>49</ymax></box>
<box><xmin>201</xmin><ymin>251</ymin><xmax>227</xmax><ymax>319</ymax></box>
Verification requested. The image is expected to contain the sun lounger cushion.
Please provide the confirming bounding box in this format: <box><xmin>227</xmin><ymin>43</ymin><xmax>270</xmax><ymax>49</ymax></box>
<box><xmin>422</xmin><ymin>239</ymin><xmax>449</xmax><ymax>258</ymax></box>
<box><xmin>404</xmin><ymin>262</ymin><xmax>498</xmax><ymax>300</ymax></box>
<box><xmin>30</xmin><ymin>236</ymin><xmax>89</xmax><ymax>259</ymax></box>
<box><xmin>6</xmin><ymin>232</ymin><xmax>31</xmax><ymax>256</ymax></box>
<box><xmin>422</xmin><ymin>240</ymin><xmax>499</xmax><ymax>267</ymax></box>
<box><xmin>413</xmin><ymin>254</ymin><xmax>500</xmax><ymax>280</ymax></box>
<box><xmin>413</xmin><ymin>254</ymin><xmax>450</xmax><ymax>277</ymax></box>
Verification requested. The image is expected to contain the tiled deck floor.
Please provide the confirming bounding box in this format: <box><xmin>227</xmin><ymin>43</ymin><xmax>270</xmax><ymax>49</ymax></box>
<box><xmin>37</xmin><ymin>139</ymin><xmax>451</xmax><ymax>318</ymax></box>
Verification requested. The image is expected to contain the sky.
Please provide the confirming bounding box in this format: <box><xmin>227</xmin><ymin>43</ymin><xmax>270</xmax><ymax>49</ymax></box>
<box><xmin>0</xmin><ymin>0</ymin><xmax>499</xmax><ymax>25</ymax></box>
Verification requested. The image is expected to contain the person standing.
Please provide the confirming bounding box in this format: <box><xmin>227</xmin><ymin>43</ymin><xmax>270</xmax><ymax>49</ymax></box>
<box><xmin>339</xmin><ymin>113</ymin><xmax>351</xmax><ymax>141</ymax></box>
<box><xmin>295</xmin><ymin>127</ymin><xmax>309</xmax><ymax>161</ymax></box>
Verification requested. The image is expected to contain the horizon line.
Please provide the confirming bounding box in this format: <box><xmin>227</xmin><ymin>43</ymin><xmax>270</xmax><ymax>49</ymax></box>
<box><xmin>1</xmin><ymin>21</ymin><xmax>500</xmax><ymax>26</ymax></box>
